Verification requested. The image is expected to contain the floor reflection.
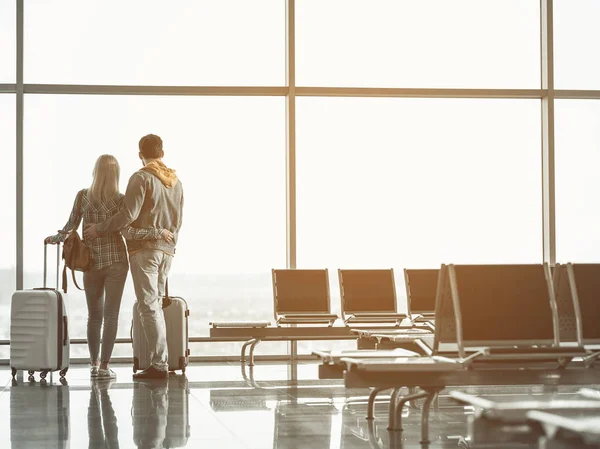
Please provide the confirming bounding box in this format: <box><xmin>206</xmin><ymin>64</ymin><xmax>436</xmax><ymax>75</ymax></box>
<box><xmin>88</xmin><ymin>379</ymin><xmax>119</xmax><ymax>449</ymax></box>
<box><xmin>132</xmin><ymin>375</ymin><xmax>190</xmax><ymax>449</ymax></box>
<box><xmin>6</xmin><ymin>363</ymin><xmax>597</xmax><ymax>449</ymax></box>
<box><xmin>10</xmin><ymin>378</ymin><xmax>71</xmax><ymax>449</ymax></box>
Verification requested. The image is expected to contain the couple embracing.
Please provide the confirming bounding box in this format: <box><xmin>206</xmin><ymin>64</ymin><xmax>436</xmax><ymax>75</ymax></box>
<box><xmin>46</xmin><ymin>134</ymin><xmax>184</xmax><ymax>380</ymax></box>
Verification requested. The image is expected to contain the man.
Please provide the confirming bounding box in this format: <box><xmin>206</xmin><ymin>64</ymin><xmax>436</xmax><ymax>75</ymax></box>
<box><xmin>85</xmin><ymin>134</ymin><xmax>184</xmax><ymax>380</ymax></box>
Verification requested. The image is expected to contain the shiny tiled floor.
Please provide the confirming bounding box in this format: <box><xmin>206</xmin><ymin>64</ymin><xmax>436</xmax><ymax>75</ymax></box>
<box><xmin>0</xmin><ymin>362</ymin><xmax>596</xmax><ymax>449</ymax></box>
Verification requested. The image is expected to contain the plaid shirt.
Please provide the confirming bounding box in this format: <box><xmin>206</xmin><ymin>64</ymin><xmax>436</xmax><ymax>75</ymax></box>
<box><xmin>48</xmin><ymin>189</ymin><xmax>163</xmax><ymax>270</ymax></box>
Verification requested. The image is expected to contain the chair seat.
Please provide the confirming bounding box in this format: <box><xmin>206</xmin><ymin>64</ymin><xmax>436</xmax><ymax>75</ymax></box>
<box><xmin>346</xmin><ymin>313</ymin><xmax>406</xmax><ymax>323</ymax></box>
<box><xmin>277</xmin><ymin>314</ymin><xmax>338</xmax><ymax>325</ymax></box>
<box><xmin>280</xmin><ymin>314</ymin><xmax>338</xmax><ymax>319</ymax></box>
<box><xmin>486</xmin><ymin>346</ymin><xmax>587</xmax><ymax>355</ymax></box>
<box><xmin>210</xmin><ymin>321</ymin><xmax>270</xmax><ymax>328</ymax></box>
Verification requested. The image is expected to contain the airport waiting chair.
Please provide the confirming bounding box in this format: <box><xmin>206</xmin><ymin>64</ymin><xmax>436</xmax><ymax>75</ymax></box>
<box><xmin>339</xmin><ymin>264</ymin><xmax>593</xmax><ymax>442</ymax></box>
<box><xmin>554</xmin><ymin>263</ymin><xmax>600</xmax><ymax>367</ymax></box>
<box><xmin>271</xmin><ymin>269</ymin><xmax>338</xmax><ymax>326</ymax></box>
<box><xmin>430</xmin><ymin>263</ymin><xmax>584</xmax><ymax>363</ymax></box>
<box><xmin>443</xmin><ymin>262</ymin><xmax>600</xmax><ymax>444</ymax></box>
<box><xmin>338</xmin><ymin>269</ymin><xmax>407</xmax><ymax>326</ymax></box>
<box><xmin>330</xmin><ymin>268</ymin><xmax>437</xmax><ymax>352</ymax></box>
<box><xmin>404</xmin><ymin>268</ymin><xmax>438</xmax><ymax>322</ymax></box>
<box><xmin>566</xmin><ymin>264</ymin><xmax>600</xmax><ymax>346</ymax></box>
<box><xmin>344</xmin><ymin>268</ymin><xmax>438</xmax><ymax>352</ymax></box>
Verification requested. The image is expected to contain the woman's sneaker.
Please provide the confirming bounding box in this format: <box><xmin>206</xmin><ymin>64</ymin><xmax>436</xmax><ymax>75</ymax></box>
<box><xmin>96</xmin><ymin>368</ymin><xmax>117</xmax><ymax>380</ymax></box>
<box><xmin>90</xmin><ymin>366</ymin><xmax>99</xmax><ymax>378</ymax></box>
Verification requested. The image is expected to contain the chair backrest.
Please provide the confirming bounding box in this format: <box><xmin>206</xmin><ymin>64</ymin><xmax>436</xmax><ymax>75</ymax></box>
<box><xmin>433</xmin><ymin>264</ymin><xmax>558</xmax><ymax>354</ymax></box>
<box><xmin>565</xmin><ymin>263</ymin><xmax>600</xmax><ymax>344</ymax></box>
<box><xmin>271</xmin><ymin>269</ymin><xmax>331</xmax><ymax>316</ymax></box>
<box><xmin>552</xmin><ymin>263</ymin><xmax>581</xmax><ymax>344</ymax></box>
<box><xmin>432</xmin><ymin>264</ymin><xmax>458</xmax><ymax>353</ymax></box>
<box><xmin>338</xmin><ymin>269</ymin><xmax>397</xmax><ymax>316</ymax></box>
<box><xmin>404</xmin><ymin>268</ymin><xmax>438</xmax><ymax>317</ymax></box>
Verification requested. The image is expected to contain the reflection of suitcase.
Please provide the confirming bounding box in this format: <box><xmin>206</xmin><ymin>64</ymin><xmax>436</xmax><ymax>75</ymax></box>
<box><xmin>10</xmin><ymin>244</ymin><xmax>70</xmax><ymax>380</ymax></box>
<box><xmin>10</xmin><ymin>381</ymin><xmax>70</xmax><ymax>449</ymax></box>
<box><xmin>132</xmin><ymin>291</ymin><xmax>189</xmax><ymax>373</ymax></box>
<box><xmin>132</xmin><ymin>375</ymin><xmax>190</xmax><ymax>448</ymax></box>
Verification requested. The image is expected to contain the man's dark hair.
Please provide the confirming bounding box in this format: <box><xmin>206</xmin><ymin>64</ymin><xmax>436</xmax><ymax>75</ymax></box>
<box><xmin>139</xmin><ymin>134</ymin><xmax>164</xmax><ymax>159</ymax></box>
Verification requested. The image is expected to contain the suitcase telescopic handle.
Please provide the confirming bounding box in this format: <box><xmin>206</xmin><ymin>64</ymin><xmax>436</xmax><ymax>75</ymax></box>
<box><xmin>43</xmin><ymin>242</ymin><xmax>61</xmax><ymax>289</ymax></box>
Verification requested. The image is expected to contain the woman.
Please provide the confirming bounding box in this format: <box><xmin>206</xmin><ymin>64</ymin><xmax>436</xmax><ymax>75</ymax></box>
<box><xmin>46</xmin><ymin>154</ymin><xmax>172</xmax><ymax>380</ymax></box>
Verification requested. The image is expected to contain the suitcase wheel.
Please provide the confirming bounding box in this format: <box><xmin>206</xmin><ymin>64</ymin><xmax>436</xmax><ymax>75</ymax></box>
<box><xmin>59</xmin><ymin>368</ymin><xmax>68</xmax><ymax>378</ymax></box>
<box><xmin>40</xmin><ymin>370</ymin><xmax>48</xmax><ymax>380</ymax></box>
<box><xmin>28</xmin><ymin>370</ymin><xmax>35</xmax><ymax>376</ymax></box>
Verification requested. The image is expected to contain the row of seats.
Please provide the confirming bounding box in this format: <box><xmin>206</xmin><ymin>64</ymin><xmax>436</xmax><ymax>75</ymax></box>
<box><xmin>271</xmin><ymin>268</ymin><xmax>437</xmax><ymax>326</ymax></box>
<box><xmin>210</xmin><ymin>268</ymin><xmax>439</xmax><ymax>364</ymax></box>
<box><xmin>313</xmin><ymin>262</ymin><xmax>600</xmax><ymax>444</ymax></box>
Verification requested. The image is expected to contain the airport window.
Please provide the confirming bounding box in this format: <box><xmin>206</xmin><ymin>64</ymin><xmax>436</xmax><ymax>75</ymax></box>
<box><xmin>555</xmin><ymin>100</ymin><xmax>600</xmax><ymax>262</ymax></box>
<box><xmin>554</xmin><ymin>0</ymin><xmax>600</xmax><ymax>89</ymax></box>
<box><xmin>297</xmin><ymin>97</ymin><xmax>542</xmax><ymax>272</ymax></box>
<box><xmin>296</xmin><ymin>0</ymin><xmax>540</xmax><ymax>88</ymax></box>
<box><xmin>0</xmin><ymin>1</ymin><xmax>16</xmax><ymax>82</ymax></box>
<box><xmin>24</xmin><ymin>0</ymin><xmax>285</xmax><ymax>86</ymax></box>
<box><xmin>0</xmin><ymin>95</ymin><xmax>16</xmax><ymax>344</ymax></box>
<box><xmin>2</xmin><ymin>1</ymin><xmax>599</xmax><ymax>358</ymax></box>
<box><xmin>23</xmin><ymin>94</ymin><xmax>285</xmax><ymax>355</ymax></box>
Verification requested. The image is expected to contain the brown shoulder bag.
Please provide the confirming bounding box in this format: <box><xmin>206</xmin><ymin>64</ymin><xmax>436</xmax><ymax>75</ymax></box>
<box><xmin>61</xmin><ymin>194</ymin><xmax>92</xmax><ymax>292</ymax></box>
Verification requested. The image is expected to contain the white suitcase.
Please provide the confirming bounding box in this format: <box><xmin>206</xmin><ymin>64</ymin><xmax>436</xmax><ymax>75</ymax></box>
<box><xmin>132</xmin><ymin>289</ymin><xmax>189</xmax><ymax>373</ymax></box>
<box><xmin>10</xmin><ymin>244</ymin><xmax>70</xmax><ymax>381</ymax></box>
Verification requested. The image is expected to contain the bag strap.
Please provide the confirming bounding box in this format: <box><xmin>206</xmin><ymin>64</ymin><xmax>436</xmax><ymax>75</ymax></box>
<box><xmin>62</xmin><ymin>265</ymin><xmax>68</xmax><ymax>293</ymax></box>
<box><xmin>71</xmin><ymin>269</ymin><xmax>84</xmax><ymax>291</ymax></box>
<box><xmin>75</xmin><ymin>190</ymin><xmax>84</xmax><ymax>227</ymax></box>
<box><xmin>61</xmin><ymin>244</ymin><xmax>85</xmax><ymax>293</ymax></box>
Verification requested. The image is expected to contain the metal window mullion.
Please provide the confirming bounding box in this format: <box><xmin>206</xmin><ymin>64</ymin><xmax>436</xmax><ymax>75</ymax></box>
<box><xmin>554</xmin><ymin>90</ymin><xmax>600</xmax><ymax>100</ymax></box>
<box><xmin>19</xmin><ymin>84</ymin><xmax>583</xmax><ymax>99</ymax></box>
<box><xmin>541</xmin><ymin>0</ymin><xmax>556</xmax><ymax>265</ymax></box>
<box><xmin>23</xmin><ymin>84</ymin><xmax>288</xmax><ymax>96</ymax></box>
<box><xmin>286</xmin><ymin>0</ymin><xmax>296</xmax><ymax>270</ymax></box>
<box><xmin>16</xmin><ymin>0</ymin><xmax>24</xmax><ymax>290</ymax></box>
<box><xmin>0</xmin><ymin>84</ymin><xmax>17</xmax><ymax>93</ymax></box>
<box><xmin>295</xmin><ymin>87</ymin><xmax>545</xmax><ymax>99</ymax></box>
<box><xmin>286</xmin><ymin>0</ymin><xmax>298</xmax><ymax>363</ymax></box>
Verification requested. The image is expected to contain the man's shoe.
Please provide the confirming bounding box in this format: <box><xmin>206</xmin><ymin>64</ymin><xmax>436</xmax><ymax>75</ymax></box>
<box><xmin>132</xmin><ymin>366</ymin><xmax>168</xmax><ymax>380</ymax></box>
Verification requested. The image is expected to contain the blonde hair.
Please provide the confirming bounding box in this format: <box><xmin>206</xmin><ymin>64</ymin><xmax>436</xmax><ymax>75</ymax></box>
<box><xmin>88</xmin><ymin>154</ymin><xmax>121</xmax><ymax>204</ymax></box>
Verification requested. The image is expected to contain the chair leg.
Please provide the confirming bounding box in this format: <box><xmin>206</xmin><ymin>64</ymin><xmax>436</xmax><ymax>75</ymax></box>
<box><xmin>367</xmin><ymin>387</ymin><xmax>390</xmax><ymax>420</ymax></box>
<box><xmin>387</xmin><ymin>388</ymin><xmax>401</xmax><ymax>431</ymax></box>
<box><xmin>420</xmin><ymin>390</ymin><xmax>439</xmax><ymax>444</ymax></box>
<box><xmin>394</xmin><ymin>390</ymin><xmax>430</xmax><ymax>431</ymax></box>
<box><xmin>241</xmin><ymin>363</ymin><xmax>248</xmax><ymax>382</ymax></box>
<box><xmin>248</xmin><ymin>339</ymin><xmax>262</xmax><ymax>366</ymax></box>
<box><xmin>241</xmin><ymin>339</ymin><xmax>256</xmax><ymax>363</ymax></box>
